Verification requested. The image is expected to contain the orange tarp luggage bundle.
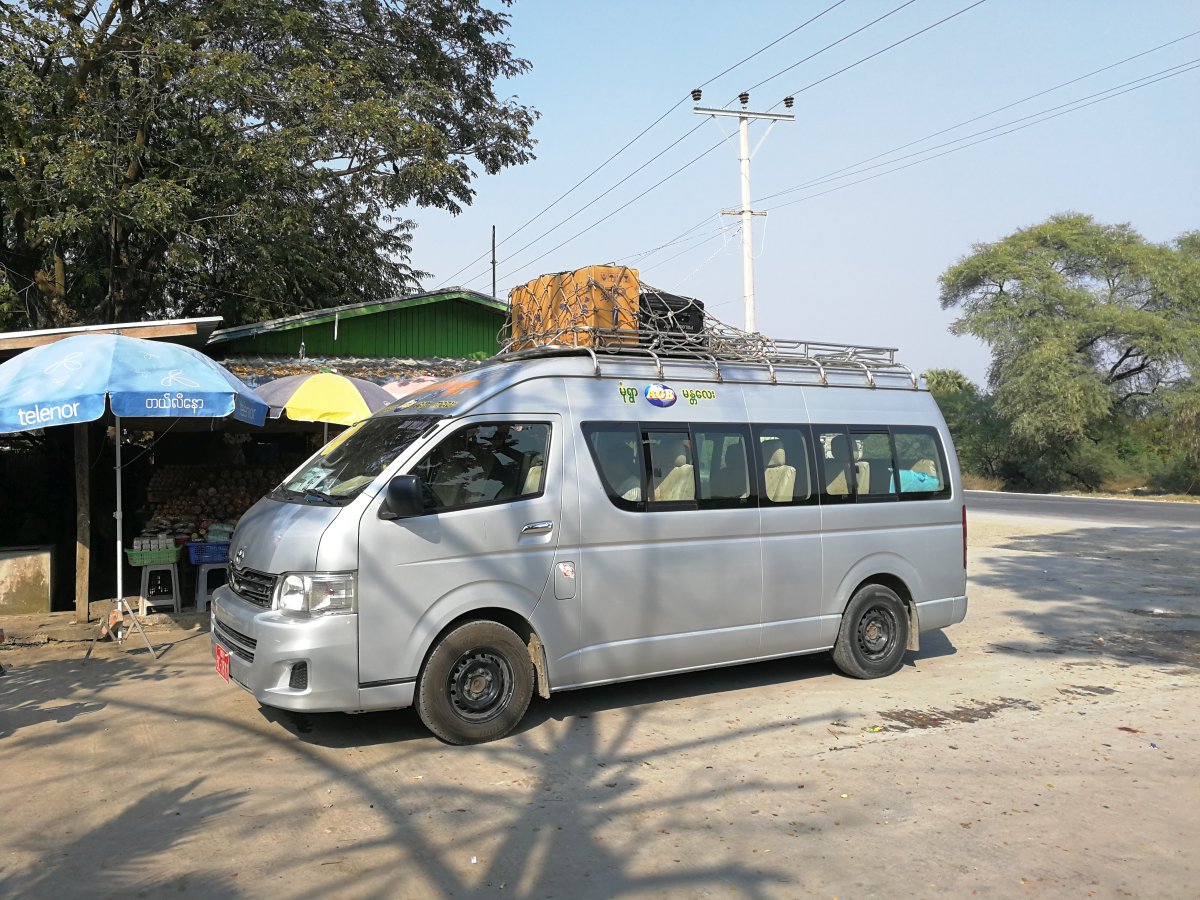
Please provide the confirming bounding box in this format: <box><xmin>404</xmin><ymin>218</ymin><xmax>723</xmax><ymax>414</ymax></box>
<box><xmin>509</xmin><ymin>265</ymin><xmax>639</xmax><ymax>349</ymax></box>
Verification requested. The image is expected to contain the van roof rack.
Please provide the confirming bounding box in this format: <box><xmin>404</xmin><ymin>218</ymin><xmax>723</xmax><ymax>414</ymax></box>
<box><xmin>497</xmin><ymin>325</ymin><xmax>919</xmax><ymax>389</ymax></box>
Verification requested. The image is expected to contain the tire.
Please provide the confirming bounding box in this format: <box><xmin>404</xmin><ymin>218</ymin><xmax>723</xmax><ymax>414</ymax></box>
<box><xmin>415</xmin><ymin>620</ymin><xmax>533</xmax><ymax>745</ymax></box>
<box><xmin>832</xmin><ymin>584</ymin><xmax>909</xmax><ymax>679</ymax></box>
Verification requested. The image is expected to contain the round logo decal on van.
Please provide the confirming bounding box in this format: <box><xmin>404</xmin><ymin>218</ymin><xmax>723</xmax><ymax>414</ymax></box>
<box><xmin>644</xmin><ymin>383</ymin><xmax>677</xmax><ymax>407</ymax></box>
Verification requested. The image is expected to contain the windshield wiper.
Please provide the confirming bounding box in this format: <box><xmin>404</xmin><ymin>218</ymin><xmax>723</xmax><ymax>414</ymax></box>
<box><xmin>302</xmin><ymin>488</ymin><xmax>338</xmax><ymax>504</ymax></box>
<box><xmin>275</xmin><ymin>486</ymin><xmax>343</xmax><ymax>505</ymax></box>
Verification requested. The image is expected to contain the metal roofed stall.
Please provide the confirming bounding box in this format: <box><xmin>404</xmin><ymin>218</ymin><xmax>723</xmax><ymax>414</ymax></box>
<box><xmin>0</xmin><ymin>334</ymin><xmax>268</xmax><ymax>652</ymax></box>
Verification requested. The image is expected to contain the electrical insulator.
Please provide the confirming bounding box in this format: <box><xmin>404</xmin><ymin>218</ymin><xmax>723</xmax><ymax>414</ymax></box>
<box><xmin>739</xmin><ymin>92</ymin><xmax>749</xmax><ymax>106</ymax></box>
<box><xmin>783</xmin><ymin>95</ymin><xmax>794</xmax><ymax>109</ymax></box>
<box><xmin>691</xmin><ymin>88</ymin><xmax>702</xmax><ymax>102</ymax></box>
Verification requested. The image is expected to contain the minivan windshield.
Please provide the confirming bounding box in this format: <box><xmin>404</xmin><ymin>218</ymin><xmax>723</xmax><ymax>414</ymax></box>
<box><xmin>271</xmin><ymin>415</ymin><xmax>438</xmax><ymax>505</ymax></box>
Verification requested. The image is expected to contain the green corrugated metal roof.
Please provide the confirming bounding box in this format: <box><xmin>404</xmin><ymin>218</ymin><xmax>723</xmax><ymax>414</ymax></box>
<box><xmin>207</xmin><ymin>287</ymin><xmax>506</xmax><ymax>345</ymax></box>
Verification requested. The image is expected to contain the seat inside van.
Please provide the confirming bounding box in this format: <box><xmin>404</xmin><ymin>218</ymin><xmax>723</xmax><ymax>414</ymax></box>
<box><xmin>762</xmin><ymin>440</ymin><xmax>797</xmax><ymax>502</ymax></box>
<box><xmin>521</xmin><ymin>457</ymin><xmax>544</xmax><ymax>495</ymax></box>
<box><xmin>710</xmin><ymin>447</ymin><xmax>749</xmax><ymax>499</ymax></box>
<box><xmin>821</xmin><ymin>433</ymin><xmax>852</xmax><ymax>495</ymax></box>
<box><xmin>855</xmin><ymin>460</ymin><xmax>871</xmax><ymax>494</ymax></box>
<box><xmin>654</xmin><ymin>454</ymin><xmax>695</xmax><ymax>500</ymax></box>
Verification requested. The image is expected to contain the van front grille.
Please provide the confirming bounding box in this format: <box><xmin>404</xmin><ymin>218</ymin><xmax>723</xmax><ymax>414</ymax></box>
<box><xmin>230</xmin><ymin>565</ymin><xmax>275</xmax><ymax>608</ymax></box>
<box><xmin>213</xmin><ymin>620</ymin><xmax>256</xmax><ymax>663</ymax></box>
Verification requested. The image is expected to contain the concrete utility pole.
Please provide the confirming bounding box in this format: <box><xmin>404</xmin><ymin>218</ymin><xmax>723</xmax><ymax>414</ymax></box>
<box><xmin>491</xmin><ymin>225</ymin><xmax>497</xmax><ymax>299</ymax></box>
<box><xmin>693</xmin><ymin>91</ymin><xmax>794</xmax><ymax>334</ymax></box>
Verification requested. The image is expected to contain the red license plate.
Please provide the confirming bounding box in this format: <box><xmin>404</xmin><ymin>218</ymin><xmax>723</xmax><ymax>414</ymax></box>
<box><xmin>214</xmin><ymin>643</ymin><xmax>231</xmax><ymax>682</ymax></box>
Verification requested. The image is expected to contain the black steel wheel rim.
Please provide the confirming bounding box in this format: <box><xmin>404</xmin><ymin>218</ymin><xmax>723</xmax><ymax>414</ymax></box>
<box><xmin>856</xmin><ymin>603</ymin><xmax>897</xmax><ymax>661</ymax></box>
<box><xmin>448</xmin><ymin>647</ymin><xmax>514</xmax><ymax>723</ymax></box>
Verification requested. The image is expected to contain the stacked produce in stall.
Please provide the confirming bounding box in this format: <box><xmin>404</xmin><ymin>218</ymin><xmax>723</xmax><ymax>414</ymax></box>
<box><xmin>136</xmin><ymin>464</ymin><xmax>288</xmax><ymax>547</ymax></box>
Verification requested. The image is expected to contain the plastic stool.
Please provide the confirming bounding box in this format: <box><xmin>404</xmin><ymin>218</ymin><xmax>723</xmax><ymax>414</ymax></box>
<box><xmin>194</xmin><ymin>563</ymin><xmax>229</xmax><ymax>613</ymax></box>
<box><xmin>139</xmin><ymin>563</ymin><xmax>181</xmax><ymax>616</ymax></box>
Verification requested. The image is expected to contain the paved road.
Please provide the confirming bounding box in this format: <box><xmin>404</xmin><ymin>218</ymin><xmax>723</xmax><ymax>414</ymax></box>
<box><xmin>966</xmin><ymin>489</ymin><xmax>1200</xmax><ymax>527</ymax></box>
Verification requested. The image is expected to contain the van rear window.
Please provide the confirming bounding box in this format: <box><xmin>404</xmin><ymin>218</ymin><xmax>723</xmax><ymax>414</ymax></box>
<box><xmin>892</xmin><ymin>428</ymin><xmax>948</xmax><ymax>497</ymax></box>
<box><xmin>816</xmin><ymin>425</ymin><xmax>950</xmax><ymax>502</ymax></box>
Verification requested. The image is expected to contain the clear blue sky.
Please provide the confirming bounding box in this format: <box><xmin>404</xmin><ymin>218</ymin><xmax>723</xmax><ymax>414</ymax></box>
<box><xmin>407</xmin><ymin>0</ymin><xmax>1200</xmax><ymax>385</ymax></box>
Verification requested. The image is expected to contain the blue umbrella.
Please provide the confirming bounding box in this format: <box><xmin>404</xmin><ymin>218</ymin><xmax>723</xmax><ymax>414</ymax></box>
<box><xmin>0</xmin><ymin>334</ymin><xmax>268</xmax><ymax>636</ymax></box>
<box><xmin>0</xmin><ymin>332</ymin><xmax>266</xmax><ymax>431</ymax></box>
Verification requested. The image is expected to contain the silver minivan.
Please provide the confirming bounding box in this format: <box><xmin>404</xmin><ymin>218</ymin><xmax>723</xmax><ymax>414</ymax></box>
<box><xmin>211</xmin><ymin>343</ymin><xmax>968</xmax><ymax>744</ymax></box>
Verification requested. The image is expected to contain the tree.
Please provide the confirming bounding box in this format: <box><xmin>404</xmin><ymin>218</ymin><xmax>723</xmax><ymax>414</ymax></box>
<box><xmin>939</xmin><ymin>214</ymin><xmax>1200</xmax><ymax>453</ymax></box>
<box><xmin>0</xmin><ymin>1</ymin><xmax>536</xmax><ymax>329</ymax></box>
<box><xmin>922</xmin><ymin>368</ymin><xmax>1012</xmax><ymax>481</ymax></box>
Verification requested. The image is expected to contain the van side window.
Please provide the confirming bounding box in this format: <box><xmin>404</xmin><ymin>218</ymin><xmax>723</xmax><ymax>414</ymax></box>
<box><xmin>892</xmin><ymin>427</ymin><xmax>950</xmax><ymax>499</ymax></box>
<box><xmin>852</xmin><ymin>430</ymin><xmax>898</xmax><ymax>498</ymax></box>
<box><xmin>583</xmin><ymin>424</ymin><xmax>644</xmax><ymax>508</ymax></box>
<box><xmin>413</xmin><ymin>422</ymin><xmax>551</xmax><ymax>512</ymax></box>
<box><xmin>752</xmin><ymin>425</ymin><xmax>815</xmax><ymax>505</ymax></box>
<box><xmin>815</xmin><ymin>427</ymin><xmax>856</xmax><ymax>500</ymax></box>
<box><xmin>584</xmin><ymin>423</ymin><xmax>749</xmax><ymax>511</ymax></box>
<box><xmin>646</xmin><ymin>430</ymin><xmax>695</xmax><ymax>502</ymax></box>
<box><xmin>695</xmin><ymin>426</ymin><xmax>754</xmax><ymax>508</ymax></box>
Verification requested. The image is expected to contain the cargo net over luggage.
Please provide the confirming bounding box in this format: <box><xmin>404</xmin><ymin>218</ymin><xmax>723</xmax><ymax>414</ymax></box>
<box><xmin>500</xmin><ymin>265</ymin><xmax>917</xmax><ymax>387</ymax></box>
<box><xmin>504</xmin><ymin>265</ymin><xmax>725</xmax><ymax>354</ymax></box>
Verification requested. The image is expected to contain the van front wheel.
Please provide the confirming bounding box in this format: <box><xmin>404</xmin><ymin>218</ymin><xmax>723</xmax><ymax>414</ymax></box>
<box><xmin>416</xmin><ymin>621</ymin><xmax>533</xmax><ymax>745</ymax></box>
<box><xmin>832</xmin><ymin>585</ymin><xmax>909</xmax><ymax>679</ymax></box>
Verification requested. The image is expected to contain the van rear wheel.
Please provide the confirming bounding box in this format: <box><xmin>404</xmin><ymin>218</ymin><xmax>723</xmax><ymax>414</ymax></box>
<box><xmin>832</xmin><ymin>584</ymin><xmax>909</xmax><ymax>679</ymax></box>
<box><xmin>416</xmin><ymin>621</ymin><xmax>533</xmax><ymax>745</ymax></box>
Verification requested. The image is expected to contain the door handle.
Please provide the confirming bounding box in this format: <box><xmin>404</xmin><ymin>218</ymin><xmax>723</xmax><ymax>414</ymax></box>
<box><xmin>521</xmin><ymin>521</ymin><xmax>554</xmax><ymax>535</ymax></box>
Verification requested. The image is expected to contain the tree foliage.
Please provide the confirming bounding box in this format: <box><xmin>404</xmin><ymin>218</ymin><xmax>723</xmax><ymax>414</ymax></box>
<box><xmin>923</xmin><ymin>368</ymin><xmax>1012</xmax><ymax>481</ymax></box>
<box><xmin>0</xmin><ymin>0</ymin><xmax>536</xmax><ymax>329</ymax></box>
<box><xmin>930</xmin><ymin>216</ymin><xmax>1200</xmax><ymax>494</ymax></box>
<box><xmin>939</xmin><ymin>214</ymin><xmax>1200</xmax><ymax>451</ymax></box>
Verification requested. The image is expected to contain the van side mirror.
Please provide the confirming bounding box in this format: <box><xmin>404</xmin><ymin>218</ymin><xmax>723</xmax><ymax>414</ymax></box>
<box><xmin>379</xmin><ymin>474</ymin><xmax>424</xmax><ymax>520</ymax></box>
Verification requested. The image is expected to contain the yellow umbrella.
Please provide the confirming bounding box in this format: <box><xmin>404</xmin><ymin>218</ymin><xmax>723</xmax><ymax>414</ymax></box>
<box><xmin>255</xmin><ymin>372</ymin><xmax>395</xmax><ymax>427</ymax></box>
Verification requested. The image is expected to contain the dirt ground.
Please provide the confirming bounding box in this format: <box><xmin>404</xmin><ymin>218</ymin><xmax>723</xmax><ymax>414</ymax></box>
<box><xmin>1</xmin><ymin>511</ymin><xmax>1197</xmax><ymax>899</ymax></box>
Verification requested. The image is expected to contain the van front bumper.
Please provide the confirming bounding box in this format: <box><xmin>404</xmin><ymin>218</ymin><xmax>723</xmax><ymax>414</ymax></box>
<box><xmin>211</xmin><ymin>584</ymin><xmax>367</xmax><ymax>713</ymax></box>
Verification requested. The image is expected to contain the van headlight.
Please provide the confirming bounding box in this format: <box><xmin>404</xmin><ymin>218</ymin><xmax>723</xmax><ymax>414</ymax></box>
<box><xmin>275</xmin><ymin>573</ymin><xmax>356</xmax><ymax>617</ymax></box>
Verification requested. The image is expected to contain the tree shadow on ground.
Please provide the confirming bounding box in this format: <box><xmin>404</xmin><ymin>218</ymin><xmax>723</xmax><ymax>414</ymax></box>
<box><xmin>0</xmin><ymin>651</ymin><xmax>173</xmax><ymax>739</ymax></box>
<box><xmin>262</xmin><ymin>701</ymin><xmax>843</xmax><ymax>899</ymax></box>
<box><xmin>972</xmin><ymin>525</ymin><xmax>1199</xmax><ymax>668</ymax></box>
<box><xmin>0</xmin><ymin>778</ymin><xmax>244</xmax><ymax>898</ymax></box>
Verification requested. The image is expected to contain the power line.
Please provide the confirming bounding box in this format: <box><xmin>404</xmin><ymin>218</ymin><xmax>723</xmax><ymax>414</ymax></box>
<box><xmin>618</xmin><ymin>219</ymin><xmax>727</xmax><ymax>265</ymax></box>
<box><xmin>759</xmin><ymin>56</ymin><xmax>1200</xmax><ymax>203</ymax></box>
<box><xmin>472</xmin><ymin>0</ymin><xmax>989</xmax><ymax>291</ymax></box>
<box><xmin>491</xmin><ymin>138</ymin><xmax>730</xmax><ymax>285</ymax></box>
<box><xmin>778</xmin><ymin>0</ymin><xmax>991</xmax><ymax>102</ymax></box>
<box><xmin>621</xmin><ymin>57</ymin><xmax>1199</xmax><ymax>290</ymax></box>
<box><xmin>440</xmin><ymin>0</ymin><xmax>852</xmax><ymax>284</ymax></box>
<box><xmin>672</xmin><ymin>224</ymin><xmax>745</xmax><ymax>288</ymax></box>
<box><xmin>609</xmin><ymin>32</ymin><xmax>1200</xmax><ymax>270</ymax></box>
<box><xmin>761</xmin><ymin>60</ymin><xmax>1200</xmax><ymax>213</ymax></box>
<box><xmin>458</xmin><ymin>0</ymin><xmax>945</xmax><ymax>288</ymax></box>
<box><xmin>769</xmin><ymin>28</ymin><xmax>1200</xmax><ymax>190</ymax></box>
<box><xmin>744</xmin><ymin>0</ymin><xmax>921</xmax><ymax>95</ymax></box>
<box><xmin>634</xmin><ymin>222</ymin><xmax>739</xmax><ymax>273</ymax></box>
<box><xmin>458</xmin><ymin>128</ymin><xmax>722</xmax><ymax>288</ymax></box>
<box><xmin>698</xmin><ymin>0</ymin><xmax>853</xmax><ymax>89</ymax></box>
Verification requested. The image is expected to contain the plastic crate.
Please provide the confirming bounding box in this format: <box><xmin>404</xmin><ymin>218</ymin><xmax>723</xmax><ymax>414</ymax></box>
<box><xmin>125</xmin><ymin>546</ymin><xmax>181</xmax><ymax>566</ymax></box>
<box><xmin>186</xmin><ymin>541</ymin><xmax>231</xmax><ymax>565</ymax></box>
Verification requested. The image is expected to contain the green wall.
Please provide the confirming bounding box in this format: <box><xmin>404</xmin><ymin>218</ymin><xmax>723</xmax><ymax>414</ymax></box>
<box><xmin>215</xmin><ymin>297</ymin><xmax>504</xmax><ymax>358</ymax></box>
